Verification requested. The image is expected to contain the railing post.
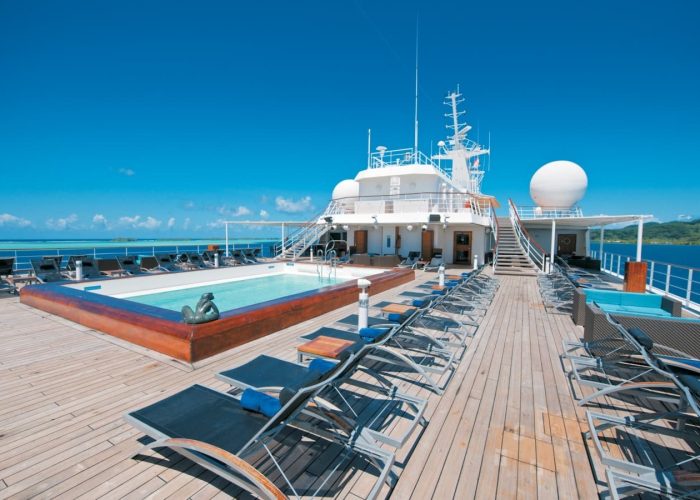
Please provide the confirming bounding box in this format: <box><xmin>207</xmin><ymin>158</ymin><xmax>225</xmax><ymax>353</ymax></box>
<box><xmin>648</xmin><ymin>261</ymin><xmax>655</xmax><ymax>291</ymax></box>
<box><xmin>687</xmin><ymin>269</ymin><xmax>693</xmax><ymax>307</ymax></box>
<box><xmin>616</xmin><ymin>255</ymin><xmax>621</xmax><ymax>276</ymax></box>
<box><xmin>665</xmin><ymin>264</ymin><xmax>671</xmax><ymax>294</ymax></box>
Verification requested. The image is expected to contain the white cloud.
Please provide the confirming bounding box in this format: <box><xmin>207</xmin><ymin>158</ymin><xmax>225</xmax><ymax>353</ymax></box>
<box><xmin>217</xmin><ymin>205</ymin><xmax>251</xmax><ymax>217</ymax></box>
<box><xmin>46</xmin><ymin>213</ymin><xmax>78</xmax><ymax>230</ymax></box>
<box><xmin>117</xmin><ymin>215</ymin><xmax>162</xmax><ymax>229</ymax></box>
<box><xmin>167</xmin><ymin>217</ymin><xmax>176</xmax><ymax>229</ymax></box>
<box><xmin>678</xmin><ymin>214</ymin><xmax>693</xmax><ymax>221</ymax></box>
<box><xmin>92</xmin><ymin>214</ymin><xmax>108</xmax><ymax>229</ymax></box>
<box><xmin>206</xmin><ymin>218</ymin><xmax>226</xmax><ymax>229</ymax></box>
<box><xmin>259</xmin><ymin>209</ymin><xmax>269</xmax><ymax>218</ymax></box>
<box><xmin>118</xmin><ymin>167</ymin><xmax>135</xmax><ymax>176</ymax></box>
<box><xmin>275</xmin><ymin>195</ymin><xmax>313</xmax><ymax>213</ymax></box>
<box><xmin>183</xmin><ymin>217</ymin><xmax>191</xmax><ymax>230</ymax></box>
<box><xmin>184</xmin><ymin>200</ymin><xmax>195</xmax><ymax>209</ymax></box>
<box><xmin>0</xmin><ymin>213</ymin><xmax>32</xmax><ymax>227</ymax></box>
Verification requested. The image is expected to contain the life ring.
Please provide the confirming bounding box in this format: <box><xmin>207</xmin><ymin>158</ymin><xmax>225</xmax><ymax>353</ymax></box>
<box><xmin>464</xmin><ymin>201</ymin><xmax>471</xmax><ymax>209</ymax></box>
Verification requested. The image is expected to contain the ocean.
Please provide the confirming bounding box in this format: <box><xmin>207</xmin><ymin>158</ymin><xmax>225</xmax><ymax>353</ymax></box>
<box><xmin>597</xmin><ymin>242</ymin><xmax>700</xmax><ymax>269</ymax></box>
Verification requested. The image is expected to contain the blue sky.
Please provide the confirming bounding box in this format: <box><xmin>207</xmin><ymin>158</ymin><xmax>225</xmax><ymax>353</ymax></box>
<box><xmin>1</xmin><ymin>0</ymin><xmax>698</xmax><ymax>238</ymax></box>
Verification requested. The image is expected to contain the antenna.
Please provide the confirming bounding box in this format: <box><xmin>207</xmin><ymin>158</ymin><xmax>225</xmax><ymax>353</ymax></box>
<box><xmin>367</xmin><ymin>128</ymin><xmax>371</xmax><ymax>168</ymax></box>
<box><xmin>413</xmin><ymin>14</ymin><xmax>419</xmax><ymax>156</ymax></box>
<box><xmin>487</xmin><ymin>131</ymin><xmax>491</xmax><ymax>171</ymax></box>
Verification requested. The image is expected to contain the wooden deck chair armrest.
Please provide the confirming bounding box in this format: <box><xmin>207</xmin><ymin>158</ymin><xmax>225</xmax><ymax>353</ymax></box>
<box><xmin>149</xmin><ymin>437</ymin><xmax>286</xmax><ymax>500</ymax></box>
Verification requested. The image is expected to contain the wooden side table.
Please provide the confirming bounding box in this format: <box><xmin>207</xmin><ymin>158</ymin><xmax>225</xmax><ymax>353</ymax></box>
<box><xmin>381</xmin><ymin>303</ymin><xmax>416</xmax><ymax>315</ymax></box>
<box><xmin>297</xmin><ymin>335</ymin><xmax>356</xmax><ymax>362</ymax></box>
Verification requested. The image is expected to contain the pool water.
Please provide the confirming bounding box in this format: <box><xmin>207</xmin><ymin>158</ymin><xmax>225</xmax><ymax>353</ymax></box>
<box><xmin>127</xmin><ymin>273</ymin><xmax>348</xmax><ymax>312</ymax></box>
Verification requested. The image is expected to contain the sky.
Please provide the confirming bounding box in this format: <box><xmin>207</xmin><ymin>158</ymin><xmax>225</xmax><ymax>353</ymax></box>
<box><xmin>1</xmin><ymin>0</ymin><xmax>699</xmax><ymax>238</ymax></box>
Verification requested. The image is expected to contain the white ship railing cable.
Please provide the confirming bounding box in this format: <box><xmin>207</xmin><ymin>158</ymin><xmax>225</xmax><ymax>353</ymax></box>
<box><xmin>590</xmin><ymin>249</ymin><xmax>700</xmax><ymax>313</ymax></box>
<box><xmin>508</xmin><ymin>199</ymin><xmax>547</xmax><ymax>271</ymax></box>
<box><xmin>1</xmin><ymin>241</ymin><xmax>276</xmax><ymax>273</ymax></box>
<box><xmin>322</xmin><ymin>191</ymin><xmax>492</xmax><ymax>217</ymax></box>
<box><xmin>515</xmin><ymin>205</ymin><xmax>584</xmax><ymax>219</ymax></box>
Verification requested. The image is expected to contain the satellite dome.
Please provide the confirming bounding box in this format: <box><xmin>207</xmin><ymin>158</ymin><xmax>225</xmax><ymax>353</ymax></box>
<box><xmin>529</xmin><ymin>160</ymin><xmax>587</xmax><ymax>209</ymax></box>
<box><xmin>332</xmin><ymin>179</ymin><xmax>359</xmax><ymax>200</ymax></box>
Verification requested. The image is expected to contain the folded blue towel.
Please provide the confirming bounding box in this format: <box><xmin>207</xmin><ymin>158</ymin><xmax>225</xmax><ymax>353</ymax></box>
<box><xmin>387</xmin><ymin>313</ymin><xmax>404</xmax><ymax>323</ymax></box>
<box><xmin>412</xmin><ymin>298</ymin><xmax>431</xmax><ymax>308</ymax></box>
<box><xmin>308</xmin><ymin>358</ymin><xmax>337</xmax><ymax>375</ymax></box>
<box><xmin>240</xmin><ymin>388</ymin><xmax>281</xmax><ymax>417</ymax></box>
<box><xmin>359</xmin><ymin>327</ymin><xmax>390</xmax><ymax>341</ymax></box>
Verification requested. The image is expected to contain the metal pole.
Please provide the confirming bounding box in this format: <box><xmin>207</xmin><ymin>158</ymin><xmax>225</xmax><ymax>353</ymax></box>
<box><xmin>599</xmin><ymin>226</ymin><xmax>604</xmax><ymax>260</ymax></box>
<box><xmin>549</xmin><ymin>219</ymin><xmax>556</xmax><ymax>273</ymax></box>
<box><xmin>636</xmin><ymin>217</ymin><xmax>643</xmax><ymax>262</ymax></box>
<box><xmin>687</xmin><ymin>269</ymin><xmax>693</xmax><ymax>306</ymax></box>
<box><xmin>665</xmin><ymin>264</ymin><xmax>672</xmax><ymax>294</ymax></box>
<box><xmin>225</xmin><ymin>223</ymin><xmax>229</xmax><ymax>257</ymax></box>
<box><xmin>281</xmin><ymin>223</ymin><xmax>285</xmax><ymax>258</ymax></box>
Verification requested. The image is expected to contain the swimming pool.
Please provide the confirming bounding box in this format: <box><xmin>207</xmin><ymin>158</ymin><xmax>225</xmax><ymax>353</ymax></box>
<box><xmin>126</xmin><ymin>273</ymin><xmax>348</xmax><ymax>312</ymax></box>
<box><xmin>21</xmin><ymin>262</ymin><xmax>415</xmax><ymax>363</ymax></box>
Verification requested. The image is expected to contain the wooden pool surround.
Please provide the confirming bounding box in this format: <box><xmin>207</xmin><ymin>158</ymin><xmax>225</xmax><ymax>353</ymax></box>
<box><xmin>20</xmin><ymin>267</ymin><xmax>415</xmax><ymax>363</ymax></box>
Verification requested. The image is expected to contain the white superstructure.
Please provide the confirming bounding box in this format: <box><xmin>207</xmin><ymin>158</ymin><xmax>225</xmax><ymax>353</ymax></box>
<box><xmin>317</xmin><ymin>88</ymin><xmax>497</xmax><ymax>267</ymax></box>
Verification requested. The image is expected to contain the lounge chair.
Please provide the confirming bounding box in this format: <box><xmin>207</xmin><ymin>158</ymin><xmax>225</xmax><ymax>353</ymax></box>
<box><xmin>116</xmin><ymin>255</ymin><xmax>144</xmax><ymax>275</ymax></box>
<box><xmin>564</xmin><ymin>313</ymin><xmax>700</xmax><ymax>408</ymax></box>
<box><xmin>299</xmin><ymin>307</ymin><xmax>457</xmax><ymax>394</ymax></box>
<box><xmin>154</xmin><ymin>253</ymin><xmax>179</xmax><ymax>271</ymax></box>
<box><xmin>423</xmin><ymin>255</ymin><xmax>444</xmax><ymax>271</ymax></box>
<box><xmin>216</xmin><ymin>353</ymin><xmax>427</xmax><ymax>450</ymax></box>
<box><xmin>136</xmin><ymin>255</ymin><xmax>169</xmax><ymax>273</ymax></box>
<box><xmin>175</xmin><ymin>253</ymin><xmax>202</xmax><ymax>270</ymax></box>
<box><xmin>65</xmin><ymin>255</ymin><xmax>101</xmax><ymax>279</ymax></box>
<box><xmin>581</xmin><ymin>324</ymin><xmax>700</xmax><ymax>498</ymax></box>
<box><xmin>201</xmin><ymin>250</ymin><xmax>224</xmax><ymax>267</ymax></box>
<box><xmin>125</xmin><ymin>365</ymin><xmax>396</xmax><ymax>498</ymax></box>
<box><xmin>0</xmin><ymin>258</ymin><xmax>17</xmax><ymax>293</ymax></box>
<box><xmin>230</xmin><ymin>250</ymin><xmax>248</xmax><ymax>265</ymax></box>
<box><xmin>30</xmin><ymin>257</ymin><xmax>66</xmax><ymax>283</ymax></box>
<box><xmin>97</xmin><ymin>258</ymin><xmax>128</xmax><ymax>277</ymax></box>
<box><xmin>241</xmin><ymin>249</ymin><xmax>258</xmax><ymax>264</ymax></box>
<box><xmin>398</xmin><ymin>251</ymin><xmax>420</xmax><ymax>269</ymax></box>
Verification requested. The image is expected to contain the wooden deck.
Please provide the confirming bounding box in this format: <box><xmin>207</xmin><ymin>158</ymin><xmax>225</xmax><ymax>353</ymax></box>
<box><xmin>0</xmin><ymin>271</ymin><xmax>609</xmax><ymax>498</ymax></box>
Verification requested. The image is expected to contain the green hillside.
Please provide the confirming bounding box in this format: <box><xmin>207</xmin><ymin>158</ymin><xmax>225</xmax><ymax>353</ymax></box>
<box><xmin>590</xmin><ymin>219</ymin><xmax>700</xmax><ymax>245</ymax></box>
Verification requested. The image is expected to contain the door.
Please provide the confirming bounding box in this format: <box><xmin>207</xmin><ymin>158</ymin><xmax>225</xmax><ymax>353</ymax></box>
<box><xmin>421</xmin><ymin>230</ymin><xmax>434</xmax><ymax>260</ymax></box>
<box><xmin>454</xmin><ymin>231</ymin><xmax>472</xmax><ymax>264</ymax></box>
<box><xmin>395</xmin><ymin>226</ymin><xmax>401</xmax><ymax>255</ymax></box>
<box><xmin>354</xmin><ymin>230</ymin><xmax>368</xmax><ymax>254</ymax></box>
<box><xmin>557</xmin><ymin>234</ymin><xmax>577</xmax><ymax>256</ymax></box>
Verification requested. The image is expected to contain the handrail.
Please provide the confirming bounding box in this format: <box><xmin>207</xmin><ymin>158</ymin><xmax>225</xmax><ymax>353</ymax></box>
<box><xmin>508</xmin><ymin>198</ymin><xmax>547</xmax><ymax>272</ymax></box>
<box><xmin>489</xmin><ymin>200</ymin><xmax>500</xmax><ymax>269</ymax></box>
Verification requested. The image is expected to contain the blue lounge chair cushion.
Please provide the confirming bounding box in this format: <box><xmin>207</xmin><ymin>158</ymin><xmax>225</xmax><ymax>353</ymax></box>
<box><xmin>387</xmin><ymin>313</ymin><xmax>404</xmax><ymax>323</ymax></box>
<box><xmin>240</xmin><ymin>388</ymin><xmax>281</xmax><ymax>417</ymax></box>
<box><xmin>359</xmin><ymin>327</ymin><xmax>390</xmax><ymax>342</ymax></box>
<box><xmin>431</xmin><ymin>289</ymin><xmax>446</xmax><ymax>296</ymax></box>
<box><xmin>447</xmin><ymin>280</ymin><xmax>460</xmax><ymax>286</ymax></box>
<box><xmin>659</xmin><ymin>356</ymin><xmax>700</xmax><ymax>375</ymax></box>
<box><xmin>308</xmin><ymin>358</ymin><xmax>337</xmax><ymax>375</ymax></box>
<box><xmin>412</xmin><ymin>298</ymin><xmax>431</xmax><ymax>308</ymax></box>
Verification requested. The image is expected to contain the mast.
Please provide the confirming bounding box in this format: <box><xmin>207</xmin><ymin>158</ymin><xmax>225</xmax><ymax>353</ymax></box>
<box><xmin>413</xmin><ymin>16</ymin><xmax>419</xmax><ymax>157</ymax></box>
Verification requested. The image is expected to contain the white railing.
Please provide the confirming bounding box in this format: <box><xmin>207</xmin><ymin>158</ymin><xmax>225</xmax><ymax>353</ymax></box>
<box><xmin>513</xmin><ymin>205</ymin><xmax>583</xmax><ymax>220</ymax></box>
<box><xmin>489</xmin><ymin>201</ymin><xmax>499</xmax><ymax>269</ymax></box>
<box><xmin>273</xmin><ymin>210</ymin><xmax>331</xmax><ymax>260</ymax></box>
<box><xmin>590</xmin><ymin>250</ymin><xmax>700</xmax><ymax>312</ymax></box>
<box><xmin>370</xmin><ymin>148</ymin><xmax>452</xmax><ymax>179</ymax></box>
<box><xmin>324</xmin><ymin>192</ymin><xmax>492</xmax><ymax>218</ymax></box>
<box><xmin>1</xmin><ymin>242</ymin><xmax>275</xmax><ymax>274</ymax></box>
<box><xmin>508</xmin><ymin>199</ymin><xmax>547</xmax><ymax>271</ymax></box>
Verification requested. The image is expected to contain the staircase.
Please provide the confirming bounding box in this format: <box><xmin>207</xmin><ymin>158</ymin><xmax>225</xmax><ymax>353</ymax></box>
<box><xmin>494</xmin><ymin>217</ymin><xmax>539</xmax><ymax>276</ymax></box>
<box><xmin>275</xmin><ymin>220</ymin><xmax>330</xmax><ymax>261</ymax></box>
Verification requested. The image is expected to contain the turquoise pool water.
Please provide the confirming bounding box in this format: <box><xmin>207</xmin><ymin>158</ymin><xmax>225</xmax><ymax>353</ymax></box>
<box><xmin>126</xmin><ymin>273</ymin><xmax>348</xmax><ymax>312</ymax></box>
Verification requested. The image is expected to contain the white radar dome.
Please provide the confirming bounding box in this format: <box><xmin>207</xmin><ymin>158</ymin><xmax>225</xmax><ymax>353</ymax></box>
<box><xmin>332</xmin><ymin>179</ymin><xmax>359</xmax><ymax>201</ymax></box>
<box><xmin>529</xmin><ymin>160</ymin><xmax>587</xmax><ymax>209</ymax></box>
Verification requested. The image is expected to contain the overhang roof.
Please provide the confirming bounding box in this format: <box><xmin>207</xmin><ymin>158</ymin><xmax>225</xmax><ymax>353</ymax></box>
<box><xmin>520</xmin><ymin>214</ymin><xmax>653</xmax><ymax>228</ymax></box>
